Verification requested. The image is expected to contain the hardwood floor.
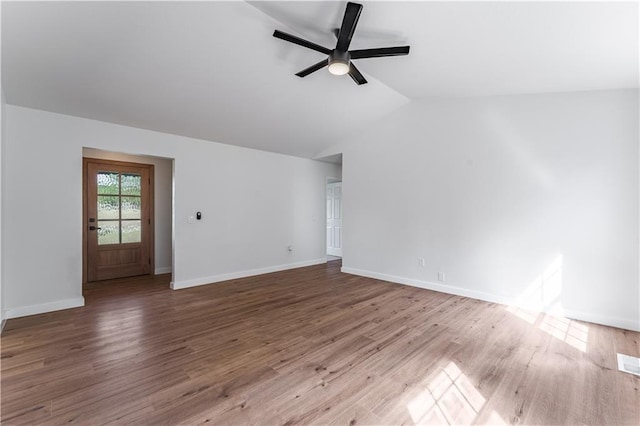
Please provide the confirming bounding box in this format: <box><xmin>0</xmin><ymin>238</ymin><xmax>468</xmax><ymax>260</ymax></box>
<box><xmin>1</xmin><ymin>260</ymin><xmax>638</xmax><ymax>425</ymax></box>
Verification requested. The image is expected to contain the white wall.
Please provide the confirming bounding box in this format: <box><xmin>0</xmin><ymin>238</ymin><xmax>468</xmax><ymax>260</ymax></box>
<box><xmin>82</xmin><ymin>148</ymin><xmax>173</xmax><ymax>274</ymax></box>
<box><xmin>4</xmin><ymin>105</ymin><xmax>340</xmax><ymax>317</ymax></box>
<box><xmin>1</xmin><ymin>0</ymin><xmax>5</xmax><ymax>324</ymax></box>
<box><xmin>341</xmin><ymin>89</ymin><xmax>639</xmax><ymax>331</ymax></box>
<box><xmin>0</xmin><ymin>88</ymin><xmax>5</xmax><ymax>327</ymax></box>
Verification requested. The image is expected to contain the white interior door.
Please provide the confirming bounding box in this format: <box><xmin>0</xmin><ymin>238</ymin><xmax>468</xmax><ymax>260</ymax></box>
<box><xmin>327</xmin><ymin>182</ymin><xmax>342</xmax><ymax>257</ymax></box>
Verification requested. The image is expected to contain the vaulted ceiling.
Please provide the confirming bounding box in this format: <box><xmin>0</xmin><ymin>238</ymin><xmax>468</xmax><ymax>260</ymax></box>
<box><xmin>2</xmin><ymin>1</ymin><xmax>637</xmax><ymax>159</ymax></box>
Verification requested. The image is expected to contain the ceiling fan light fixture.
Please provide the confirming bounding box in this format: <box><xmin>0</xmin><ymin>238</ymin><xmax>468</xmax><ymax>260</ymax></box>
<box><xmin>328</xmin><ymin>50</ymin><xmax>351</xmax><ymax>75</ymax></box>
<box><xmin>328</xmin><ymin>61</ymin><xmax>350</xmax><ymax>75</ymax></box>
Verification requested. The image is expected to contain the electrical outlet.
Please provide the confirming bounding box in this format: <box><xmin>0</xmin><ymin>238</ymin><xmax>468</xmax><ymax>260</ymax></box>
<box><xmin>418</xmin><ymin>258</ymin><xmax>425</xmax><ymax>267</ymax></box>
<box><xmin>438</xmin><ymin>272</ymin><xmax>445</xmax><ymax>282</ymax></box>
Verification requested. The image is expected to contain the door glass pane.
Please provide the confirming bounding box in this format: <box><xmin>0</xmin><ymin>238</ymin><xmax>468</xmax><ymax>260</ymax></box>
<box><xmin>121</xmin><ymin>196</ymin><xmax>141</xmax><ymax>219</ymax></box>
<box><xmin>98</xmin><ymin>221</ymin><xmax>119</xmax><ymax>245</ymax></box>
<box><xmin>97</xmin><ymin>196</ymin><xmax>119</xmax><ymax>220</ymax></box>
<box><xmin>122</xmin><ymin>220</ymin><xmax>141</xmax><ymax>243</ymax></box>
<box><xmin>121</xmin><ymin>173</ymin><xmax>141</xmax><ymax>196</ymax></box>
<box><xmin>97</xmin><ymin>172</ymin><xmax>119</xmax><ymax>195</ymax></box>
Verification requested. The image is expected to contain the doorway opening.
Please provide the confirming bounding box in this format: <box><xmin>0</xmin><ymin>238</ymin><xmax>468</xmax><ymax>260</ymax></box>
<box><xmin>82</xmin><ymin>148</ymin><xmax>173</xmax><ymax>287</ymax></box>
<box><xmin>326</xmin><ymin>178</ymin><xmax>342</xmax><ymax>260</ymax></box>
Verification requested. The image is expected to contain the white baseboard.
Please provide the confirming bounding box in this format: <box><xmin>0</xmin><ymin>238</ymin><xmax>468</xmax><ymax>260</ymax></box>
<box><xmin>4</xmin><ymin>297</ymin><xmax>85</xmax><ymax>319</ymax></box>
<box><xmin>0</xmin><ymin>319</ymin><xmax>6</xmax><ymax>334</ymax></box>
<box><xmin>171</xmin><ymin>258</ymin><xmax>327</xmax><ymax>290</ymax></box>
<box><xmin>341</xmin><ymin>266</ymin><xmax>513</xmax><ymax>305</ymax></box>
<box><xmin>154</xmin><ymin>266</ymin><xmax>172</xmax><ymax>275</ymax></box>
<box><xmin>341</xmin><ymin>267</ymin><xmax>640</xmax><ymax>332</ymax></box>
<box><xmin>562</xmin><ymin>308</ymin><xmax>639</xmax><ymax>332</ymax></box>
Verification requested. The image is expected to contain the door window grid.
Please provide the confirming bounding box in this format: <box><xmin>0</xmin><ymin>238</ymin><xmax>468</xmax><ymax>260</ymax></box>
<box><xmin>97</xmin><ymin>172</ymin><xmax>142</xmax><ymax>245</ymax></box>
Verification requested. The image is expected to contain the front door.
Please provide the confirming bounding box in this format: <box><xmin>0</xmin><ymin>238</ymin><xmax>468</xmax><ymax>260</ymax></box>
<box><xmin>326</xmin><ymin>182</ymin><xmax>342</xmax><ymax>257</ymax></box>
<box><xmin>84</xmin><ymin>158</ymin><xmax>153</xmax><ymax>282</ymax></box>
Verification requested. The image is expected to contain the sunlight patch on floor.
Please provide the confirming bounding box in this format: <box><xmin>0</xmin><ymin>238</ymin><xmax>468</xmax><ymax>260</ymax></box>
<box><xmin>406</xmin><ymin>361</ymin><xmax>507</xmax><ymax>425</ymax></box>
<box><xmin>539</xmin><ymin>315</ymin><xmax>589</xmax><ymax>352</ymax></box>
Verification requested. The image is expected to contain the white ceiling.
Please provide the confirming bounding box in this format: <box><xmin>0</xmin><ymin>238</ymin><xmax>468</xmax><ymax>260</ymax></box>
<box><xmin>2</xmin><ymin>1</ymin><xmax>637</xmax><ymax>159</ymax></box>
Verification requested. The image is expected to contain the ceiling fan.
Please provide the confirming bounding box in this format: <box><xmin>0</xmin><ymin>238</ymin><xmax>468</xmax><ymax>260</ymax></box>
<box><xmin>273</xmin><ymin>2</ymin><xmax>410</xmax><ymax>85</ymax></box>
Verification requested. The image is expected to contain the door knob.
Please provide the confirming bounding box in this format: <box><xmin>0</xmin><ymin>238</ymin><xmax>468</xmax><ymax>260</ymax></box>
<box><xmin>89</xmin><ymin>226</ymin><xmax>101</xmax><ymax>231</ymax></box>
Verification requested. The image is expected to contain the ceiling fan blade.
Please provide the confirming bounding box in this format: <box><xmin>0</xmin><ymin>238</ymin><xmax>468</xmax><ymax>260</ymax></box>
<box><xmin>273</xmin><ymin>30</ymin><xmax>331</xmax><ymax>55</ymax></box>
<box><xmin>348</xmin><ymin>63</ymin><xmax>367</xmax><ymax>85</ymax></box>
<box><xmin>295</xmin><ymin>59</ymin><xmax>329</xmax><ymax>77</ymax></box>
<box><xmin>349</xmin><ymin>46</ymin><xmax>411</xmax><ymax>59</ymax></box>
<box><xmin>336</xmin><ymin>2</ymin><xmax>363</xmax><ymax>52</ymax></box>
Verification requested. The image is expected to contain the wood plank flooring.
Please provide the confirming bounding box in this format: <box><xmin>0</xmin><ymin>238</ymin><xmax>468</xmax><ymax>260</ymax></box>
<box><xmin>1</xmin><ymin>260</ymin><xmax>639</xmax><ymax>425</ymax></box>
